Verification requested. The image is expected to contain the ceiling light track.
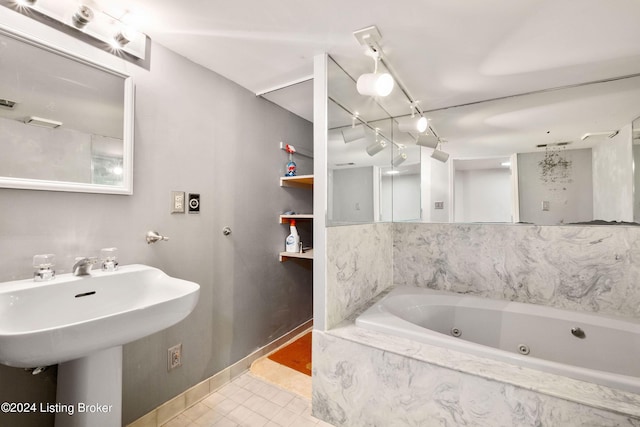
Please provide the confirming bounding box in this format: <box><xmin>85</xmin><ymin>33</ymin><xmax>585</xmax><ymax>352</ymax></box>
<box><xmin>329</xmin><ymin>96</ymin><xmax>397</xmax><ymax>149</ymax></box>
<box><xmin>420</xmin><ymin>71</ymin><xmax>640</xmax><ymax>115</ymax></box>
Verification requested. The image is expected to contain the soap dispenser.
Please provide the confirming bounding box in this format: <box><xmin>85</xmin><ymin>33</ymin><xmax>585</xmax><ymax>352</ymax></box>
<box><xmin>285</xmin><ymin>220</ymin><xmax>300</xmax><ymax>253</ymax></box>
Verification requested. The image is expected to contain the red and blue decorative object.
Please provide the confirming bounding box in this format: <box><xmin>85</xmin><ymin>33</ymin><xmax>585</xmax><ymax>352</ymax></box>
<box><xmin>285</xmin><ymin>144</ymin><xmax>297</xmax><ymax>176</ymax></box>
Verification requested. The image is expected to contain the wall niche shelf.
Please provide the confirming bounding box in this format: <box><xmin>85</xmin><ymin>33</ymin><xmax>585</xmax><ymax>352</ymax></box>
<box><xmin>279</xmin><ymin>249</ymin><xmax>314</xmax><ymax>262</ymax></box>
<box><xmin>279</xmin><ymin>214</ymin><xmax>313</xmax><ymax>224</ymax></box>
<box><xmin>279</xmin><ymin>174</ymin><xmax>314</xmax><ymax>262</ymax></box>
<box><xmin>280</xmin><ymin>174</ymin><xmax>314</xmax><ymax>189</ymax></box>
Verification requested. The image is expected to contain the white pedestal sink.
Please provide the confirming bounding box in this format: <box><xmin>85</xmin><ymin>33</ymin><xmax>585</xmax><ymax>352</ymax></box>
<box><xmin>0</xmin><ymin>264</ymin><xmax>200</xmax><ymax>427</ymax></box>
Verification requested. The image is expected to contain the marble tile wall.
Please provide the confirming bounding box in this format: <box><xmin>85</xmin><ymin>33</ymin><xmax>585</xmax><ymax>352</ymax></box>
<box><xmin>393</xmin><ymin>223</ymin><xmax>640</xmax><ymax>318</ymax></box>
<box><xmin>312</xmin><ymin>330</ymin><xmax>640</xmax><ymax>427</ymax></box>
<box><xmin>325</xmin><ymin>223</ymin><xmax>393</xmax><ymax>328</ymax></box>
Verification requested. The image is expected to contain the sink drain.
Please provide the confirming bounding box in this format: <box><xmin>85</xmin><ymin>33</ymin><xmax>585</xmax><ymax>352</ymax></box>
<box><xmin>518</xmin><ymin>344</ymin><xmax>530</xmax><ymax>355</ymax></box>
<box><xmin>451</xmin><ymin>328</ymin><xmax>462</xmax><ymax>337</ymax></box>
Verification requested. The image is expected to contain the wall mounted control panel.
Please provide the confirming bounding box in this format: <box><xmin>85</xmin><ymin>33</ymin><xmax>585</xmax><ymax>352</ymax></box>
<box><xmin>188</xmin><ymin>193</ymin><xmax>200</xmax><ymax>214</ymax></box>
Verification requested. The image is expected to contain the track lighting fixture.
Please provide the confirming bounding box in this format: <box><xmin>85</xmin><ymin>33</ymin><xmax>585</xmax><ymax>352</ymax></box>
<box><xmin>392</xmin><ymin>153</ymin><xmax>407</xmax><ymax>167</ymax></box>
<box><xmin>341</xmin><ymin>115</ymin><xmax>374</xmax><ymax>144</ymax></box>
<box><xmin>366</xmin><ymin>131</ymin><xmax>387</xmax><ymax>156</ymax></box>
<box><xmin>430</xmin><ymin>139</ymin><xmax>450</xmax><ymax>163</ymax></box>
<box><xmin>431</xmin><ymin>149</ymin><xmax>449</xmax><ymax>163</ymax></box>
<box><xmin>398</xmin><ymin>102</ymin><xmax>428</xmax><ymax>133</ymax></box>
<box><xmin>71</xmin><ymin>4</ymin><xmax>94</xmax><ymax>29</ymax></box>
<box><xmin>342</xmin><ymin>125</ymin><xmax>373</xmax><ymax>144</ymax></box>
<box><xmin>354</xmin><ymin>25</ymin><xmax>394</xmax><ymax>97</ymax></box>
<box><xmin>357</xmin><ymin>69</ymin><xmax>394</xmax><ymax>97</ymax></box>
<box><xmin>416</xmin><ymin>134</ymin><xmax>439</xmax><ymax>149</ymax></box>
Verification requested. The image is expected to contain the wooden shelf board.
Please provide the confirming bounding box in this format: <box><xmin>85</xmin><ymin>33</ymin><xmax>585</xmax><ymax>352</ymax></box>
<box><xmin>279</xmin><ymin>214</ymin><xmax>314</xmax><ymax>224</ymax></box>
<box><xmin>280</xmin><ymin>175</ymin><xmax>314</xmax><ymax>189</ymax></box>
<box><xmin>279</xmin><ymin>248</ymin><xmax>314</xmax><ymax>262</ymax></box>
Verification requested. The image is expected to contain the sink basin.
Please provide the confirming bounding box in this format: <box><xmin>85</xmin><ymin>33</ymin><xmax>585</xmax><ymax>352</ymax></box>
<box><xmin>0</xmin><ymin>264</ymin><xmax>200</xmax><ymax>368</ymax></box>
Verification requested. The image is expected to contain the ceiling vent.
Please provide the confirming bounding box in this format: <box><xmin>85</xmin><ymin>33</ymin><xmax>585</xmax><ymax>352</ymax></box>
<box><xmin>0</xmin><ymin>99</ymin><xmax>16</xmax><ymax>110</ymax></box>
<box><xmin>536</xmin><ymin>141</ymin><xmax>572</xmax><ymax>148</ymax></box>
<box><xmin>23</xmin><ymin>116</ymin><xmax>63</xmax><ymax>129</ymax></box>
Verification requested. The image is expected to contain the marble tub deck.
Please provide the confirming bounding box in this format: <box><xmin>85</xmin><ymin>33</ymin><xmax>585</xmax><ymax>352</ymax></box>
<box><xmin>312</xmin><ymin>294</ymin><xmax>640</xmax><ymax>426</ymax></box>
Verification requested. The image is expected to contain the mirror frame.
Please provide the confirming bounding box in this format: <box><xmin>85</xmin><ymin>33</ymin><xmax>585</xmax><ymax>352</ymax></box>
<box><xmin>0</xmin><ymin>25</ymin><xmax>134</xmax><ymax>195</ymax></box>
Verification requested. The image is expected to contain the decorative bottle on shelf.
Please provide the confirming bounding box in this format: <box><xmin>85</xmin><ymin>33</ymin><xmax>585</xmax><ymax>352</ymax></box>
<box><xmin>285</xmin><ymin>220</ymin><xmax>300</xmax><ymax>253</ymax></box>
<box><xmin>285</xmin><ymin>144</ymin><xmax>297</xmax><ymax>176</ymax></box>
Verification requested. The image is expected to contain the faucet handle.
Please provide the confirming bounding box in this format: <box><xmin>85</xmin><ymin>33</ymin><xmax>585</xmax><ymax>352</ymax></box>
<box><xmin>33</xmin><ymin>254</ymin><xmax>56</xmax><ymax>282</ymax></box>
<box><xmin>100</xmin><ymin>248</ymin><xmax>119</xmax><ymax>272</ymax></box>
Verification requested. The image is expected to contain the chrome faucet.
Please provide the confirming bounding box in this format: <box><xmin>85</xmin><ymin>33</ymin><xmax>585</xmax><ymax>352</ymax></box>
<box><xmin>72</xmin><ymin>257</ymin><xmax>97</xmax><ymax>276</ymax></box>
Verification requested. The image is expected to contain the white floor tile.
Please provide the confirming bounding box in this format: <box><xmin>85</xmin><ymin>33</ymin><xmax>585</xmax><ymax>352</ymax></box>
<box><xmin>212</xmin><ymin>417</ymin><xmax>239</xmax><ymax>427</ymax></box>
<box><xmin>283</xmin><ymin>396</ymin><xmax>309</xmax><ymax>415</ymax></box>
<box><xmin>269</xmin><ymin>407</ymin><xmax>297</xmax><ymax>427</ymax></box>
<box><xmin>164</xmin><ymin>372</ymin><xmax>333</xmax><ymax>427</ymax></box>
<box><xmin>269</xmin><ymin>389</ymin><xmax>295</xmax><ymax>408</ymax></box>
<box><xmin>241</xmin><ymin>411</ymin><xmax>269</xmax><ymax>427</ymax></box>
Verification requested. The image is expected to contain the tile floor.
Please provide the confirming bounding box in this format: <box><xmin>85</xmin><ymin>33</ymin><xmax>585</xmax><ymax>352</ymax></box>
<box><xmin>160</xmin><ymin>372</ymin><xmax>334</xmax><ymax>427</ymax></box>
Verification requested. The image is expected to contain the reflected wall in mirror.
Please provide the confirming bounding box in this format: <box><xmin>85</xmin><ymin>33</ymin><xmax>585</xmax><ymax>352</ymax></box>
<box><xmin>327</xmin><ymin>50</ymin><xmax>640</xmax><ymax>225</ymax></box>
<box><xmin>0</xmin><ymin>25</ymin><xmax>134</xmax><ymax>194</ymax></box>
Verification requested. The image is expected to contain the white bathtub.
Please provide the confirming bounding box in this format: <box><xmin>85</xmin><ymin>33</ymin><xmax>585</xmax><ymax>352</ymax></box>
<box><xmin>356</xmin><ymin>286</ymin><xmax>640</xmax><ymax>394</ymax></box>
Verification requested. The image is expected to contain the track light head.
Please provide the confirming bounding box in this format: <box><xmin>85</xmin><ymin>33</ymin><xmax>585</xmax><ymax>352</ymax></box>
<box><xmin>392</xmin><ymin>153</ymin><xmax>407</xmax><ymax>166</ymax></box>
<box><xmin>366</xmin><ymin>139</ymin><xmax>387</xmax><ymax>156</ymax></box>
<box><xmin>431</xmin><ymin>149</ymin><xmax>449</xmax><ymax>163</ymax></box>
<box><xmin>416</xmin><ymin>134</ymin><xmax>439</xmax><ymax>149</ymax></box>
<box><xmin>357</xmin><ymin>72</ymin><xmax>394</xmax><ymax>97</ymax></box>
<box><xmin>398</xmin><ymin>116</ymin><xmax>428</xmax><ymax>133</ymax></box>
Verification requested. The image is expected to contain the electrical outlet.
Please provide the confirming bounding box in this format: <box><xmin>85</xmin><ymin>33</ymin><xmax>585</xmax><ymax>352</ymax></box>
<box><xmin>168</xmin><ymin>343</ymin><xmax>182</xmax><ymax>371</ymax></box>
<box><xmin>434</xmin><ymin>201</ymin><xmax>444</xmax><ymax>210</ymax></box>
<box><xmin>172</xmin><ymin>191</ymin><xmax>185</xmax><ymax>213</ymax></box>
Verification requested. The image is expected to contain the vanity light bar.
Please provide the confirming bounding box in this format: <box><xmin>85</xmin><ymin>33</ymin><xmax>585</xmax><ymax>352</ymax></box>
<box><xmin>24</xmin><ymin>116</ymin><xmax>63</xmax><ymax>129</ymax></box>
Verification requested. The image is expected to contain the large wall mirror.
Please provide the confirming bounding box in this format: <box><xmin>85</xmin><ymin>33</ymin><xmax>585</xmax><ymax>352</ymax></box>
<box><xmin>327</xmin><ymin>54</ymin><xmax>640</xmax><ymax>226</ymax></box>
<box><xmin>0</xmin><ymin>25</ymin><xmax>134</xmax><ymax>194</ymax></box>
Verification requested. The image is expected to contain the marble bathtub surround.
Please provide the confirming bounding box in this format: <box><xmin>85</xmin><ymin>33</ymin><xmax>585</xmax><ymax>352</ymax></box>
<box><xmin>326</xmin><ymin>223</ymin><xmax>393</xmax><ymax>328</ymax></box>
<box><xmin>316</xmin><ymin>222</ymin><xmax>640</xmax><ymax>426</ymax></box>
<box><xmin>393</xmin><ymin>223</ymin><xmax>640</xmax><ymax>319</ymax></box>
<box><xmin>313</xmin><ymin>325</ymin><xmax>640</xmax><ymax>426</ymax></box>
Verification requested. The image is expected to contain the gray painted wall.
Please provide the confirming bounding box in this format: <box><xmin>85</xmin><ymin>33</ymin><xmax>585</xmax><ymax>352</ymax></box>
<box><xmin>0</xmin><ymin>41</ymin><xmax>313</xmax><ymax>426</ymax></box>
<box><xmin>330</xmin><ymin>167</ymin><xmax>374</xmax><ymax>223</ymax></box>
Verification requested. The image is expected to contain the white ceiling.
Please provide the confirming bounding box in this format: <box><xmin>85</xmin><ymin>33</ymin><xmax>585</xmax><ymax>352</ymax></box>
<box><xmin>113</xmin><ymin>0</ymin><xmax>640</xmax><ymax>107</ymax></box>
<box><xmin>10</xmin><ymin>0</ymin><xmax>640</xmax><ymax>169</ymax></box>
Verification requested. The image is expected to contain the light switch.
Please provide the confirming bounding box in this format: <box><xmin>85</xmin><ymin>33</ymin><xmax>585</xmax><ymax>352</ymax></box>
<box><xmin>172</xmin><ymin>191</ymin><xmax>185</xmax><ymax>213</ymax></box>
<box><xmin>542</xmin><ymin>201</ymin><xmax>550</xmax><ymax>211</ymax></box>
